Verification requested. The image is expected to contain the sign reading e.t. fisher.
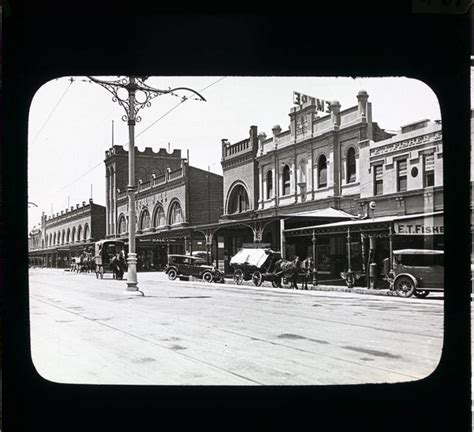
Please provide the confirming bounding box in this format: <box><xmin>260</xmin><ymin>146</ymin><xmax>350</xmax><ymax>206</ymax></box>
<box><xmin>293</xmin><ymin>91</ymin><xmax>331</xmax><ymax>113</ymax></box>
<box><xmin>394</xmin><ymin>215</ymin><xmax>444</xmax><ymax>236</ymax></box>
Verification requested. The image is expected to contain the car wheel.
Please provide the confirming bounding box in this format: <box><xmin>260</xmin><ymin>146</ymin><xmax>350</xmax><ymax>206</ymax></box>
<box><xmin>394</xmin><ymin>276</ymin><xmax>415</xmax><ymax>298</ymax></box>
<box><xmin>271</xmin><ymin>279</ymin><xmax>281</xmax><ymax>288</ymax></box>
<box><xmin>202</xmin><ymin>271</ymin><xmax>214</xmax><ymax>283</ymax></box>
<box><xmin>414</xmin><ymin>290</ymin><xmax>430</xmax><ymax>298</ymax></box>
<box><xmin>167</xmin><ymin>269</ymin><xmax>177</xmax><ymax>280</ymax></box>
<box><xmin>252</xmin><ymin>271</ymin><xmax>263</xmax><ymax>287</ymax></box>
<box><xmin>234</xmin><ymin>269</ymin><xmax>243</xmax><ymax>285</ymax></box>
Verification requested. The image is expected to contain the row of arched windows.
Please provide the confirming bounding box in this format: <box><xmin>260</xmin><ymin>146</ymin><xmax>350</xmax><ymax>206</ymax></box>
<box><xmin>264</xmin><ymin>148</ymin><xmax>357</xmax><ymax>199</ymax></box>
<box><xmin>117</xmin><ymin>200</ymin><xmax>184</xmax><ymax>234</ymax></box>
<box><xmin>45</xmin><ymin>224</ymin><xmax>90</xmax><ymax>247</ymax></box>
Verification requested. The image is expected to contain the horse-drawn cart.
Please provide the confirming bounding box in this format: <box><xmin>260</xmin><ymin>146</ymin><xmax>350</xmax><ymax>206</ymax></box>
<box><xmin>230</xmin><ymin>248</ymin><xmax>282</xmax><ymax>287</ymax></box>
<box><xmin>94</xmin><ymin>240</ymin><xmax>126</xmax><ymax>279</ymax></box>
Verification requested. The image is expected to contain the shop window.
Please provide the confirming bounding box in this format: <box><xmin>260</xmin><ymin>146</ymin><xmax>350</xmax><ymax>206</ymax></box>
<box><xmin>397</xmin><ymin>159</ymin><xmax>407</xmax><ymax>192</ymax></box>
<box><xmin>282</xmin><ymin>165</ymin><xmax>291</xmax><ymax>195</ymax></box>
<box><xmin>228</xmin><ymin>185</ymin><xmax>250</xmax><ymax>214</ymax></box>
<box><xmin>169</xmin><ymin>201</ymin><xmax>183</xmax><ymax>224</ymax></box>
<box><xmin>423</xmin><ymin>154</ymin><xmax>435</xmax><ymax>187</ymax></box>
<box><xmin>346</xmin><ymin>148</ymin><xmax>356</xmax><ymax>183</ymax></box>
<box><xmin>318</xmin><ymin>155</ymin><xmax>327</xmax><ymax>188</ymax></box>
<box><xmin>118</xmin><ymin>216</ymin><xmax>127</xmax><ymax>234</ymax></box>
<box><xmin>139</xmin><ymin>209</ymin><xmax>151</xmax><ymax>230</ymax></box>
<box><xmin>266</xmin><ymin>170</ymin><xmax>273</xmax><ymax>199</ymax></box>
<box><xmin>373</xmin><ymin>165</ymin><xmax>383</xmax><ymax>196</ymax></box>
<box><xmin>154</xmin><ymin>206</ymin><xmax>166</xmax><ymax>227</ymax></box>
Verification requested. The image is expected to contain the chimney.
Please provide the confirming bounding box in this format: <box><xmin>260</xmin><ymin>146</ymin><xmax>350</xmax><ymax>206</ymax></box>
<box><xmin>357</xmin><ymin>90</ymin><xmax>369</xmax><ymax>119</ymax></box>
<box><xmin>257</xmin><ymin>132</ymin><xmax>267</xmax><ymax>155</ymax></box>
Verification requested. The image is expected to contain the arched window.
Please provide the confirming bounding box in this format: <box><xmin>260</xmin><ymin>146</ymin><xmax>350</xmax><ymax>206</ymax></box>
<box><xmin>66</xmin><ymin>228</ymin><xmax>71</xmax><ymax>243</ymax></box>
<box><xmin>83</xmin><ymin>224</ymin><xmax>89</xmax><ymax>240</ymax></box>
<box><xmin>318</xmin><ymin>155</ymin><xmax>327</xmax><ymax>188</ymax></box>
<box><xmin>168</xmin><ymin>201</ymin><xmax>183</xmax><ymax>225</ymax></box>
<box><xmin>228</xmin><ymin>184</ymin><xmax>249</xmax><ymax>214</ymax></box>
<box><xmin>154</xmin><ymin>206</ymin><xmax>166</xmax><ymax>227</ymax></box>
<box><xmin>282</xmin><ymin>164</ymin><xmax>291</xmax><ymax>196</ymax></box>
<box><xmin>139</xmin><ymin>209</ymin><xmax>151</xmax><ymax>231</ymax></box>
<box><xmin>299</xmin><ymin>159</ymin><xmax>307</xmax><ymax>184</ymax></box>
<box><xmin>71</xmin><ymin>227</ymin><xmax>76</xmax><ymax>243</ymax></box>
<box><xmin>77</xmin><ymin>225</ymin><xmax>82</xmax><ymax>242</ymax></box>
<box><xmin>266</xmin><ymin>170</ymin><xmax>273</xmax><ymax>199</ymax></box>
<box><xmin>118</xmin><ymin>215</ymin><xmax>127</xmax><ymax>234</ymax></box>
<box><xmin>53</xmin><ymin>233</ymin><xmax>56</xmax><ymax>245</ymax></box>
<box><xmin>346</xmin><ymin>148</ymin><xmax>356</xmax><ymax>183</ymax></box>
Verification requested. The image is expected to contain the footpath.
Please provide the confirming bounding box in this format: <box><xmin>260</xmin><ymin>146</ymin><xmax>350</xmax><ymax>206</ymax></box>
<box><xmin>220</xmin><ymin>277</ymin><xmax>397</xmax><ymax>297</ymax></box>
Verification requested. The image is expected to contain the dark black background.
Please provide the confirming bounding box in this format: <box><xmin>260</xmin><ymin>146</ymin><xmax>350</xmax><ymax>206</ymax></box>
<box><xmin>3</xmin><ymin>2</ymin><xmax>472</xmax><ymax>431</ymax></box>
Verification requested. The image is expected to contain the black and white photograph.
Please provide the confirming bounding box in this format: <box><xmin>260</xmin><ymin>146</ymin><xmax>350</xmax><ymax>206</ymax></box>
<box><xmin>5</xmin><ymin>7</ymin><xmax>471</xmax><ymax>432</ymax></box>
<box><xmin>27</xmin><ymin>76</ymin><xmax>445</xmax><ymax>386</ymax></box>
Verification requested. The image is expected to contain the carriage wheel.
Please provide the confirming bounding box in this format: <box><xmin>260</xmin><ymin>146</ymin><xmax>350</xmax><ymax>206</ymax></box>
<box><xmin>272</xmin><ymin>278</ymin><xmax>282</xmax><ymax>288</ymax></box>
<box><xmin>252</xmin><ymin>271</ymin><xmax>263</xmax><ymax>287</ymax></box>
<box><xmin>234</xmin><ymin>269</ymin><xmax>244</xmax><ymax>285</ymax></box>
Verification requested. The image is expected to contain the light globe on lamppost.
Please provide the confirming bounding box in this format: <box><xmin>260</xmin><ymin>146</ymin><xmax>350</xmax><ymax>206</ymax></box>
<box><xmin>87</xmin><ymin>76</ymin><xmax>206</xmax><ymax>296</ymax></box>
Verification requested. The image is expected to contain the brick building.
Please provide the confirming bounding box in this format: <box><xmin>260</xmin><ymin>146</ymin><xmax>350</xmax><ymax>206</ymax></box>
<box><xmin>284</xmin><ymin>118</ymin><xmax>444</xmax><ymax>283</ymax></box>
<box><xmin>105</xmin><ymin>145</ymin><xmax>223</xmax><ymax>270</ymax></box>
<box><xmin>28</xmin><ymin>199</ymin><xmax>106</xmax><ymax>268</ymax></box>
<box><xmin>193</xmin><ymin>90</ymin><xmax>394</xmax><ymax>274</ymax></box>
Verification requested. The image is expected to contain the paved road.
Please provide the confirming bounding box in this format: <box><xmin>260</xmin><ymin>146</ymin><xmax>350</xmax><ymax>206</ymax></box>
<box><xmin>29</xmin><ymin>268</ymin><xmax>444</xmax><ymax>385</ymax></box>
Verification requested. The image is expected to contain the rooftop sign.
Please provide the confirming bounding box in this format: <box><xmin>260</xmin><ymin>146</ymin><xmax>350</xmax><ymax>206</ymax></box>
<box><xmin>293</xmin><ymin>91</ymin><xmax>331</xmax><ymax>113</ymax></box>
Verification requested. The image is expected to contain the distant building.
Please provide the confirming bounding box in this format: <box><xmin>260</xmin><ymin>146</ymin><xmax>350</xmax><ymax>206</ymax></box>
<box><xmin>105</xmin><ymin>145</ymin><xmax>223</xmax><ymax>270</ymax></box>
<box><xmin>28</xmin><ymin>199</ymin><xmax>106</xmax><ymax>268</ymax></box>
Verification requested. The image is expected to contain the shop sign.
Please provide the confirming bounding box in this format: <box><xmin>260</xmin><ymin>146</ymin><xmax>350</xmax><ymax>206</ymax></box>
<box><xmin>370</xmin><ymin>132</ymin><xmax>442</xmax><ymax>157</ymax></box>
<box><xmin>293</xmin><ymin>91</ymin><xmax>330</xmax><ymax>112</ymax></box>
<box><xmin>394</xmin><ymin>215</ymin><xmax>444</xmax><ymax>235</ymax></box>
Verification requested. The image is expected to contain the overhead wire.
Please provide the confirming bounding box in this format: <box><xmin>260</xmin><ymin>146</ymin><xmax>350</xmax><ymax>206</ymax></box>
<box><xmin>30</xmin><ymin>78</ymin><xmax>74</xmax><ymax>146</ymax></box>
<box><xmin>48</xmin><ymin>76</ymin><xmax>227</xmax><ymax>197</ymax></box>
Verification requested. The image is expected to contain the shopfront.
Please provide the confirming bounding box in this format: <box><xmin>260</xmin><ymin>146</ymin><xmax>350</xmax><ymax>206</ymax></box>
<box><xmin>284</xmin><ymin>211</ymin><xmax>444</xmax><ymax>286</ymax></box>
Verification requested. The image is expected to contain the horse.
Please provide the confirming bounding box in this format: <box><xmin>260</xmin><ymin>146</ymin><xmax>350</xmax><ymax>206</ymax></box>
<box><xmin>274</xmin><ymin>256</ymin><xmax>301</xmax><ymax>289</ymax></box>
<box><xmin>300</xmin><ymin>257</ymin><xmax>315</xmax><ymax>290</ymax></box>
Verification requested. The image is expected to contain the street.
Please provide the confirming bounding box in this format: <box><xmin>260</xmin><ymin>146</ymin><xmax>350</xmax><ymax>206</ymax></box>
<box><xmin>29</xmin><ymin>268</ymin><xmax>444</xmax><ymax>386</ymax></box>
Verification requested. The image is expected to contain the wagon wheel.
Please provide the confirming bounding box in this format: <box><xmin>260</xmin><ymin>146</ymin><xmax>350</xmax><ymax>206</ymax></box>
<box><xmin>272</xmin><ymin>277</ymin><xmax>282</xmax><ymax>288</ymax></box>
<box><xmin>234</xmin><ymin>269</ymin><xmax>244</xmax><ymax>285</ymax></box>
<box><xmin>252</xmin><ymin>271</ymin><xmax>263</xmax><ymax>287</ymax></box>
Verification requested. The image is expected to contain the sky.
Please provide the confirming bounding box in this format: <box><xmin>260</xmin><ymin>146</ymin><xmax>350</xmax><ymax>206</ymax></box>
<box><xmin>27</xmin><ymin>76</ymin><xmax>442</xmax><ymax>232</ymax></box>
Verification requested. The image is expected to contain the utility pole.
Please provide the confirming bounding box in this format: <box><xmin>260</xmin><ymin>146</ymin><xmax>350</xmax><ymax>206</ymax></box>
<box><xmin>88</xmin><ymin>76</ymin><xmax>206</xmax><ymax>295</ymax></box>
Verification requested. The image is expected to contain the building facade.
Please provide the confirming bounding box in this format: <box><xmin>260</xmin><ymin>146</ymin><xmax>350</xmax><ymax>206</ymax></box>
<box><xmin>105</xmin><ymin>145</ymin><xmax>223</xmax><ymax>270</ymax></box>
<box><xmin>284</xmin><ymin>118</ymin><xmax>444</xmax><ymax>284</ymax></box>
<box><xmin>28</xmin><ymin>199</ymin><xmax>106</xmax><ymax>268</ymax></box>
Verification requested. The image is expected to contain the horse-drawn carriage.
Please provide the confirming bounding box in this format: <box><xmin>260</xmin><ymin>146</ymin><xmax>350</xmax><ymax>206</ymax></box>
<box><xmin>94</xmin><ymin>240</ymin><xmax>126</xmax><ymax>279</ymax></box>
<box><xmin>230</xmin><ymin>248</ymin><xmax>308</xmax><ymax>289</ymax></box>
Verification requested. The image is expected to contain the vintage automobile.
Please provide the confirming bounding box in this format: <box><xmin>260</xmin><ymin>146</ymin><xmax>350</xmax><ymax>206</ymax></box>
<box><xmin>165</xmin><ymin>254</ymin><xmax>223</xmax><ymax>283</ymax></box>
<box><xmin>386</xmin><ymin>249</ymin><xmax>444</xmax><ymax>298</ymax></box>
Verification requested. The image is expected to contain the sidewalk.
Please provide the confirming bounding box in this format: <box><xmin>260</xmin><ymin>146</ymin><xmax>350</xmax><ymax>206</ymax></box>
<box><xmin>220</xmin><ymin>277</ymin><xmax>397</xmax><ymax>297</ymax></box>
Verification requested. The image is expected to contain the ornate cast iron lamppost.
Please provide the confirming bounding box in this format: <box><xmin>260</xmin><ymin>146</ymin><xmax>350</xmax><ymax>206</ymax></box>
<box><xmin>88</xmin><ymin>76</ymin><xmax>206</xmax><ymax>294</ymax></box>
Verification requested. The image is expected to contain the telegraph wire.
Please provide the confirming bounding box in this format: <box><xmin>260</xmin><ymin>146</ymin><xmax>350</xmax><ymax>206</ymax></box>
<box><xmin>30</xmin><ymin>77</ymin><xmax>74</xmax><ymax>146</ymax></box>
<box><xmin>48</xmin><ymin>77</ymin><xmax>227</xmax><ymax>196</ymax></box>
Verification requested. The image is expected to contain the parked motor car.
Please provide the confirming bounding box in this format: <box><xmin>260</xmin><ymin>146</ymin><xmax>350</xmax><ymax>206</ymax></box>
<box><xmin>385</xmin><ymin>249</ymin><xmax>444</xmax><ymax>298</ymax></box>
<box><xmin>165</xmin><ymin>254</ymin><xmax>223</xmax><ymax>283</ymax></box>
